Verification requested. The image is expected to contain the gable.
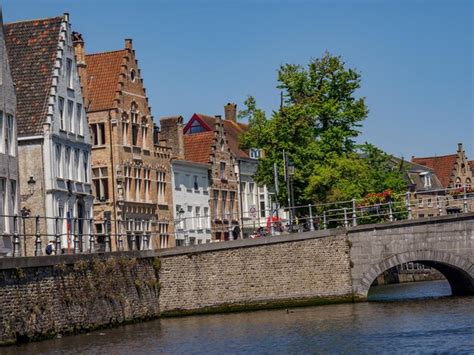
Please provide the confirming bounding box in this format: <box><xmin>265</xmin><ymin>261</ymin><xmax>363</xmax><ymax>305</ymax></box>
<box><xmin>183</xmin><ymin>113</ymin><xmax>213</xmax><ymax>134</ymax></box>
<box><xmin>5</xmin><ymin>16</ymin><xmax>63</xmax><ymax>136</ymax></box>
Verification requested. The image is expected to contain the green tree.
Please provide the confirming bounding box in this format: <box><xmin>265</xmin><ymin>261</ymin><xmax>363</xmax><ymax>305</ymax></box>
<box><xmin>240</xmin><ymin>53</ymin><xmax>406</xmax><ymax>208</ymax></box>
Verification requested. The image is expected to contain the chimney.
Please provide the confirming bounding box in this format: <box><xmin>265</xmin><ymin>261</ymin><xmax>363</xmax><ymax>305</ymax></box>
<box><xmin>159</xmin><ymin>116</ymin><xmax>184</xmax><ymax>159</ymax></box>
<box><xmin>72</xmin><ymin>32</ymin><xmax>88</xmax><ymax>103</ymax></box>
<box><xmin>457</xmin><ymin>143</ymin><xmax>463</xmax><ymax>152</ymax></box>
<box><xmin>224</xmin><ymin>102</ymin><xmax>237</xmax><ymax>122</ymax></box>
<box><xmin>125</xmin><ymin>38</ymin><xmax>133</xmax><ymax>50</ymax></box>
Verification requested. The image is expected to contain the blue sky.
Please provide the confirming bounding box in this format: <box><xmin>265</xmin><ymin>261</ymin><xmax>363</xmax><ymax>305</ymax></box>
<box><xmin>4</xmin><ymin>0</ymin><xmax>473</xmax><ymax>159</ymax></box>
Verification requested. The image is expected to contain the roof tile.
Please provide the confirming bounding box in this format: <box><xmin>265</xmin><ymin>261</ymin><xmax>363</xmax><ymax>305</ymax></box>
<box><xmin>412</xmin><ymin>154</ymin><xmax>457</xmax><ymax>187</ymax></box>
<box><xmin>84</xmin><ymin>50</ymin><xmax>126</xmax><ymax>112</ymax></box>
<box><xmin>5</xmin><ymin>17</ymin><xmax>63</xmax><ymax>136</ymax></box>
<box><xmin>183</xmin><ymin>131</ymin><xmax>215</xmax><ymax>164</ymax></box>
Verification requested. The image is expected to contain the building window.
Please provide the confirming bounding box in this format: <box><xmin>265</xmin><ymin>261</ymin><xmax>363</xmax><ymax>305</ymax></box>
<box><xmin>0</xmin><ymin>178</ymin><xmax>5</xmax><ymax>233</ymax></box>
<box><xmin>189</xmin><ymin>120</ymin><xmax>205</xmax><ymax>134</ymax></box>
<box><xmin>259</xmin><ymin>193</ymin><xmax>266</xmax><ymax>218</ymax></box>
<box><xmin>66</xmin><ymin>58</ymin><xmax>73</xmax><ymax>89</ymax></box>
<box><xmin>455</xmin><ymin>177</ymin><xmax>462</xmax><ymax>188</ymax></box>
<box><xmin>142</xmin><ymin>125</ymin><xmax>148</xmax><ymax>149</ymax></box>
<box><xmin>422</xmin><ymin>174</ymin><xmax>431</xmax><ymax>188</ymax></box>
<box><xmin>230</xmin><ymin>192</ymin><xmax>235</xmax><ymax>220</ymax></box>
<box><xmin>6</xmin><ymin>115</ymin><xmax>14</xmax><ymax>156</ymax></box>
<box><xmin>221</xmin><ymin>190</ymin><xmax>227</xmax><ymax>219</ymax></box>
<box><xmin>134</xmin><ymin>168</ymin><xmax>141</xmax><ymax>202</ymax></box>
<box><xmin>157</xmin><ymin>170</ymin><xmax>166</xmax><ymax>204</ymax></box>
<box><xmin>122</xmin><ymin>121</ymin><xmax>129</xmax><ymax>146</ymax></box>
<box><xmin>83</xmin><ymin>152</ymin><xmax>89</xmax><ymax>183</ymax></box>
<box><xmin>193</xmin><ymin>176</ymin><xmax>199</xmax><ymax>190</ymax></box>
<box><xmin>76</xmin><ymin>103</ymin><xmax>83</xmax><ymax>136</ymax></box>
<box><xmin>249</xmin><ymin>148</ymin><xmax>261</xmax><ymax>159</ymax></box>
<box><xmin>204</xmin><ymin>207</ymin><xmax>209</xmax><ymax>229</ymax></box>
<box><xmin>91</xmin><ymin>123</ymin><xmax>106</xmax><ymax>146</ymax></box>
<box><xmin>131</xmin><ymin>103</ymin><xmax>139</xmax><ymax>146</ymax></box>
<box><xmin>55</xmin><ymin>145</ymin><xmax>62</xmax><ymax>178</ymax></box>
<box><xmin>0</xmin><ymin>111</ymin><xmax>3</xmax><ymax>154</ymax></box>
<box><xmin>65</xmin><ymin>147</ymin><xmax>71</xmax><ymax>180</ymax></box>
<box><xmin>213</xmin><ymin>190</ymin><xmax>219</xmax><ymax>219</ymax></box>
<box><xmin>58</xmin><ymin>97</ymin><xmax>65</xmax><ymax>130</ymax></box>
<box><xmin>93</xmin><ymin>167</ymin><xmax>109</xmax><ymax>202</ymax></box>
<box><xmin>124</xmin><ymin>166</ymin><xmax>131</xmax><ymax>200</ymax></box>
<box><xmin>144</xmin><ymin>169</ymin><xmax>151</xmax><ymax>202</ymax></box>
<box><xmin>74</xmin><ymin>149</ymin><xmax>80</xmax><ymax>181</ymax></box>
<box><xmin>159</xmin><ymin>223</ymin><xmax>169</xmax><ymax>249</ymax></box>
<box><xmin>67</xmin><ymin>100</ymin><xmax>74</xmax><ymax>132</ymax></box>
<box><xmin>195</xmin><ymin>206</ymin><xmax>201</xmax><ymax>229</ymax></box>
<box><xmin>220</xmin><ymin>162</ymin><xmax>226</xmax><ymax>180</ymax></box>
<box><xmin>467</xmin><ymin>178</ymin><xmax>472</xmax><ymax>190</ymax></box>
<box><xmin>130</xmin><ymin>69</ymin><xmax>136</xmax><ymax>82</ymax></box>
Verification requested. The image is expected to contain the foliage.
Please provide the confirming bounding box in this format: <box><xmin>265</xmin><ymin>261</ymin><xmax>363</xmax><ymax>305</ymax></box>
<box><xmin>239</xmin><ymin>53</ymin><xmax>406</xmax><ymax>206</ymax></box>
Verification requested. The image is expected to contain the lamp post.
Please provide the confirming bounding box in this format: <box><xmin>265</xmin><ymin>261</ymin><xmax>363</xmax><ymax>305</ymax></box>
<box><xmin>20</xmin><ymin>206</ymin><xmax>30</xmax><ymax>256</ymax></box>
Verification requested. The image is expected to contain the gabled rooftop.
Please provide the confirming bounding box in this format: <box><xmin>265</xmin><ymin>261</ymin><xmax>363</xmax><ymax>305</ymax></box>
<box><xmin>411</xmin><ymin>154</ymin><xmax>458</xmax><ymax>188</ymax></box>
<box><xmin>5</xmin><ymin>16</ymin><xmax>63</xmax><ymax>136</ymax></box>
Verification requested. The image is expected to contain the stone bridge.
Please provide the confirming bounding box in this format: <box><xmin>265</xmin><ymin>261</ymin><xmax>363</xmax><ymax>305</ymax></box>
<box><xmin>0</xmin><ymin>213</ymin><xmax>473</xmax><ymax>344</ymax></box>
<box><xmin>159</xmin><ymin>213</ymin><xmax>474</xmax><ymax>314</ymax></box>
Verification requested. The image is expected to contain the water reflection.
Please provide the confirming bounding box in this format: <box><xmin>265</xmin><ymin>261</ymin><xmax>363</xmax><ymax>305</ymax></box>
<box><xmin>5</xmin><ymin>281</ymin><xmax>473</xmax><ymax>354</ymax></box>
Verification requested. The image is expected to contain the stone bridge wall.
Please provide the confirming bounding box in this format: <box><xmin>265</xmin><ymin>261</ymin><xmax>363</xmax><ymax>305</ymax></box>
<box><xmin>159</xmin><ymin>232</ymin><xmax>352</xmax><ymax>315</ymax></box>
<box><xmin>0</xmin><ymin>213</ymin><xmax>473</xmax><ymax>344</ymax></box>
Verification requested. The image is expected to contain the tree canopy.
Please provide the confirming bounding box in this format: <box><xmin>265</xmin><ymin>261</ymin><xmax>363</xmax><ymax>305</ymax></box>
<box><xmin>239</xmin><ymin>52</ymin><xmax>406</xmax><ymax>207</ymax></box>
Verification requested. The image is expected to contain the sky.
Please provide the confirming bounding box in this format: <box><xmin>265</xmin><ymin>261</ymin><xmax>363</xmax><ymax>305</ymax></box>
<box><xmin>3</xmin><ymin>0</ymin><xmax>473</xmax><ymax>159</ymax></box>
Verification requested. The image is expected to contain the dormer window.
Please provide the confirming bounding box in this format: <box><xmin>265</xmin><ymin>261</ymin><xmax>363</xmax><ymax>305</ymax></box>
<box><xmin>250</xmin><ymin>148</ymin><xmax>261</xmax><ymax>159</ymax></box>
<box><xmin>419</xmin><ymin>172</ymin><xmax>431</xmax><ymax>188</ymax></box>
<box><xmin>189</xmin><ymin>120</ymin><xmax>205</xmax><ymax>134</ymax></box>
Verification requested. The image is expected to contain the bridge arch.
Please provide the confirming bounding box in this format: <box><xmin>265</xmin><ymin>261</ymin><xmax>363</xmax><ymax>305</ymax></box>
<box><xmin>357</xmin><ymin>250</ymin><xmax>474</xmax><ymax>298</ymax></box>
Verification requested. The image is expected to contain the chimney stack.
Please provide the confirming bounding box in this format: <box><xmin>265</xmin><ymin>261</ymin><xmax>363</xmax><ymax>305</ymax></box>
<box><xmin>72</xmin><ymin>32</ymin><xmax>88</xmax><ymax>103</ymax></box>
<box><xmin>224</xmin><ymin>102</ymin><xmax>237</xmax><ymax>122</ymax></box>
<box><xmin>457</xmin><ymin>143</ymin><xmax>463</xmax><ymax>152</ymax></box>
<box><xmin>125</xmin><ymin>38</ymin><xmax>133</xmax><ymax>50</ymax></box>
<box><xmin>159</xmin><ymin>116</ymin><xmax>184</xmax><ymax>159</ymax></box>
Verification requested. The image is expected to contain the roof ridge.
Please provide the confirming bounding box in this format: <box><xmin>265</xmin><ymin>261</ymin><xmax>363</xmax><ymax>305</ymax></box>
<box><xmin>5</xmin><ymin>16</ymin><xmax>64</xmax><ymax>25</ymax></box>
<box><xmin>85</xmin><ymin>49</ymin><xmax>127</xmax><ymax>57</ymax></box>
<box><xmin>412</xmin><ymin>153</ymin><xmax>457</xmax><ymax>160</ymax></box>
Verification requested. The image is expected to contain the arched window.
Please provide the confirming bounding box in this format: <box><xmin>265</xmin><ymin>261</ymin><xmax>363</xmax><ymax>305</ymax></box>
<box><xmin>131</xmin><ymin>103</ymin><xmax>139</xmax><ymax>146</ymax></box>
<box><xmin>455</xmin><ymin>177</ymin><xmax>462</xmax><ymax>188</ymax></box>
<box><xmin>130</xmin><ymin>69</ymin><xmax>136</xmax><ymax>82</ymax></box>
<box><xmin>466</xmin><ymin>178</ymin><xmax>472</xmax><ymax>190</ymax></box>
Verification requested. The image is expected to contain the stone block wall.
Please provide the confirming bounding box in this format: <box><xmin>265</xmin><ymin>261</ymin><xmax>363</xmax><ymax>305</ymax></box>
<box><xmin>159</xmin><ymin>232</ymin><xmax>353</xmax><ymax>314</ymax></box>
<box><xmin>0</xmin><ymin>253</ymin><xmax>160</xmax><ymax>345</ymax></box>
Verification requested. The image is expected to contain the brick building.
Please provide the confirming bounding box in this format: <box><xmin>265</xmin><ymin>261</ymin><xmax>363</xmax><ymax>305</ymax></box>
<box><xmin>5</xmin><ymin>14</ymin><xmax>93</xmax><ymax>255</ymax></box>
<box><xmin>0</xmin><ymin>10</ymin><xmax>18</xmax><ymax>255</ymax></box>
<box><xmin>409</xmin><ymin>143</ymin><xmax>473</xmax><ymax>216</ymax></box>
<box><xmin>74</xmin><ymin>37</ymin><xmax>174</xmax><ymax>250</ymax></box>
<box><xmin>182</xmin><ymin>104</ymin><xmax>278</xmax><ymax>238</ymax></box>
<box><xmin>161</xmin><ymin>115</ymin><xmax>239</xmax><ymax>241</ymax></box>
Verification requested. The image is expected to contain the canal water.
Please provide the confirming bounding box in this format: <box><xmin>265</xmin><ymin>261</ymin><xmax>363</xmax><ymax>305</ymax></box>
<box><xmin>5</xmin><ymin>280</ymin><xmax>474</xmax><ymax>354</ymax></box>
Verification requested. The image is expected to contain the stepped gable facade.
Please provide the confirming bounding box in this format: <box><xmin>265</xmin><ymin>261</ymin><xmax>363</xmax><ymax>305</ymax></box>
<box><xmin>5</xmin><ymin>14</ymin><xmax>93</xmax><ymax>254</ymax></box>
<box><xmin>74</xmin><ymin>36</ymin><xmax>174</xmax><ymax>250</ymax></box>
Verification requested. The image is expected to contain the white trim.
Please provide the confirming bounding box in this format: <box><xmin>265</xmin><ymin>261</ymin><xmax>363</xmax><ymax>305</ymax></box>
<box><xmin>17</xmin><ymin>135</ymin><xmax>44</xmax><ymax>141</ymax></box>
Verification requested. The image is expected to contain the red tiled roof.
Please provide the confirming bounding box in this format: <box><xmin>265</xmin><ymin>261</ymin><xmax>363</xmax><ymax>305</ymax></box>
<box><xmin>223</xmin><ymin>119</ymin><xmax>249</xmax><ymax>158</ymax></box>
<box><xmin>411</xmin><ymin>154</ymin><xmax>457</xmax><ymax>187</ymax></box>
<box><xmin>187</xmin><ymin>114</ymin><xmax>249</xmax><ymax>158</ymax></box>
<box><xmin>5</xmin><ymin>17</ymin><xmax>63</xmax><ymax>136</ymax></box>
<box><xmin>183</xmin><ymin>131</ymin><xmax>215</xmax><ymax>164</ymax></box>
<box><xmin>469</xmin><ymin>161</ymin><xmax>474</xmax><ymax>173</ymax></box>
<box><xmin>85</xmin><ymin>50</ymin><xmax>126</xmax><ymax>112</ymax></box>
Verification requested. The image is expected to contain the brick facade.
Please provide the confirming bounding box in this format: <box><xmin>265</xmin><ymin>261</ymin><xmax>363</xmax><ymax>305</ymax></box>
<box><xmin>76</xmin><ymin>38</ymin><xmax>174</xmax><ymax>251</ymax></box>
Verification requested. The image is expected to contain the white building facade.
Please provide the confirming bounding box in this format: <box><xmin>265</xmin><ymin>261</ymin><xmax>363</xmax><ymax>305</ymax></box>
<box><xmin>6</xmin><ymin>14</ymin><xmax>93</xmax><ymax>254</ymax></box>
<box><xmin>172</xmin><ymin>160</ymin><xmax>212</xmax><ymax>245</ymax></box>
<box><xmin>0</xmin><ymin>10</ymin><xmax>19</xmax><ymax>255</ymax></box>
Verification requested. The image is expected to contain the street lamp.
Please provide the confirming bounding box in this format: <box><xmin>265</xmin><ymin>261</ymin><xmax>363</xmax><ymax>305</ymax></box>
<box><xmin>27</xmin><ymin>176</ymin><xmax>36</xmax><ymax>196</ymax></box>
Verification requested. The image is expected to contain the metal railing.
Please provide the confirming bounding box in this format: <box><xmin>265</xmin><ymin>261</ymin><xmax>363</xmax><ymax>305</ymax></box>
<box><xmin>0</xmin><ymin>185</ymin><xmax>472</xmax><ymax>256</ymax></box>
